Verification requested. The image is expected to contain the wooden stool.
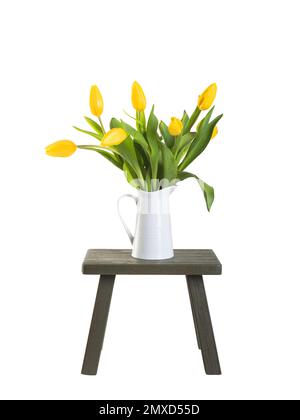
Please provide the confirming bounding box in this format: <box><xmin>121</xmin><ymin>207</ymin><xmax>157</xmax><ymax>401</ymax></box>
<box><xmin>81</xmin><ymin>249</ymin><xmax>222</xmax><ymax>376</ymax></box>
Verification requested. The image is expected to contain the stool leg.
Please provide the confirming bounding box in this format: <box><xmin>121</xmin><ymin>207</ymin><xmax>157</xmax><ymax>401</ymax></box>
<box><xmin>187</xmin><ymin>280</ymin><xmax>201</xmax><ymax>350</ymax></box>
<box><xmin>81</xmin><ymin>274</ymin><xmax>115</xmax><ymax>375</ymax></box>
<box><xmin>186</xmin><ymin>275</ymin><xmax>221</xmax><ymax>375</ymax></box>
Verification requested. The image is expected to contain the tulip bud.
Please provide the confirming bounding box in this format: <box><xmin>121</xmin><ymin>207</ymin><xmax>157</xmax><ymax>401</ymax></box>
<box><xmin>90</xmin><ymin>85</ymin><xmax>104</xmax><ymax>117</ymax></box>
<box><xmin>197</xmin><ymin>83</ymin><xmax>217</xmax><ymax>110</ymax></box>
<box><xmin>45</xmin><ymin>140</ymin><xmax>77</xmax><ymax>157</ymax></box>
<box><xmin>211</xmin><ymin>126</ymin><xmax>218</xmax><ymax>139</ymax></box>
<box><xmin>131</xmin><ymin>81</ymin><xmax>146</xmax><ymax>111</ymax></box>
<box><xmin>101</xmin><ymin>128</ymin><xmax>128</xmax><ymax>146</ymax></box>
<box><xmin>168</xmin><ymin>117</ymin><xmax>183</xmax><ymax>136</ymax></box>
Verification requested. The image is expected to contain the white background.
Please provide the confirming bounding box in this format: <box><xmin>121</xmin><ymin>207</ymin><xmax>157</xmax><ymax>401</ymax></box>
<box><xmin>0</xmin><ymin>0</ymin><xmax>299</xmax><ymax>400</ymax></box>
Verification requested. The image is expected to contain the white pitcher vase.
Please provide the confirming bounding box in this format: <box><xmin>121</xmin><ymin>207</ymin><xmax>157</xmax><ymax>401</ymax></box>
<box><xmin>117</xmin><ymin>186</ymin><xmax>176</xmax><ymax>260</ymax></box>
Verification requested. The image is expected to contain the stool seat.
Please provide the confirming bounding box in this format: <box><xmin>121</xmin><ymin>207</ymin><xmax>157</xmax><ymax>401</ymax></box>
<box><xmin>81</xmin><ymin>249</ymin><xmax>223</xmax><ymax>376</ymax></box>
<box><xmin>82</xmin><ymin>249</ymin><xmax>222</xmax><ymax>275</ymax></box>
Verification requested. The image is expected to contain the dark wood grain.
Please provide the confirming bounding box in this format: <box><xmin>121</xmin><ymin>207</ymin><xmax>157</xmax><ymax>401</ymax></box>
<box><xmin>82</xmin><ymin>249</ymin><xmax>222</xmax><ymax>275</ymax></box>
<box><xmin>186</xmin><ymin>275</ymin><xmax>221</xmax><ymax>375</ymax></box>
<box><xmin>187</xmin><ymin>280</ymin><xmax>202</xmax><ymax>350</ymax></box>
<box><xmin>81</xmin><ymin>274</ymin><xmax>115</xmax><ymax>375</ymax></box>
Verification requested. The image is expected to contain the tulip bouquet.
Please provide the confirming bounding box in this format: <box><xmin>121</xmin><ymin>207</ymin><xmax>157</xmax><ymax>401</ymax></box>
<box><xmin>46</xmin><ymin>82</ymin><xmax>222</xmax><ymax>210</ymax></box>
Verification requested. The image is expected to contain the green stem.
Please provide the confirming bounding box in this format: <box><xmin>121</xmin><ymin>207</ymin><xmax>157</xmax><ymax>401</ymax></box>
<box><xmin>172</xmin><ymin>134</ymin><xmax>181</xmax><ymax>157</ymax></box>
<box><xmin>98</xmin><ymin>117</ymin><xmax>106</xmax><ymax>134</ymax></box>
<box><xmin>146</xmin><ymin>174</ymin><xmax>151</xmax><ymax>192</ymax></box>
<box><xmin>136</xmin><ymin>111</ymin><xmax>146</xmax><ymax>134</ymax></box>
<box><xmin>184</xmin><ymin>106</ymin><xmax>201</xmax><ymax>133</ymax></box>
<box><xmin>123</xmin><ymin>109</ymin><xmax>137</xmax><ymax>121</ymax></box>
<box><xmin>140</xmin><ymin>110</ymin><xmax>146</xmax><ymax>134</ymax></box>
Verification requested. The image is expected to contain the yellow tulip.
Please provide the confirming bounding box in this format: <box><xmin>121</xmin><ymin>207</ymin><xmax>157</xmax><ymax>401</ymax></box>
<box><xmin>101</xmin><ymin>128</ymin><xmax>128</xmax><ymax>146</ymax></box>
<box><xmin>45</xmin><ymin>140</ymin><xmax>77</xmax><ymax>157</ymax></box>
<box><xmin>90</xmin><ymin>85</ymin><xmax>104</xmax><ymax>117</ymax></box>
<box><xmin>131</xmin><ymin>81</ymin><xmax>146</xmax><ymax>111</ymax></box>
<box><xmin>198</xmin><ymin>83</ymin><xmax>217</xmax><ymax>110</ymax></box>
<box><xmin>211</xmin><ymin>126</ymin><xmax>218</xmax><ymax>139</ymax></box>
<box><xmin>168</xmin><ymin>117</ymin><xmax>183</xmax><ymax>136</ymax></box>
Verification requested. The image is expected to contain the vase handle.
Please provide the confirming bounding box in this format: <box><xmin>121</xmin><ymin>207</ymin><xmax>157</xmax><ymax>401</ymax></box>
<box><xmin>117</xmin><ymin>194</ymin><xmax>138</xmax><ymax>244</ymax></box>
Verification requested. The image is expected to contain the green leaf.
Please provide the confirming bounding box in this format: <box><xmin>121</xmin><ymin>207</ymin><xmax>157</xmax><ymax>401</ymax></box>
<box><xmin>73</xmin><ymin>126</ymin><xmax>102</xmax><ymax>141</ymax></box>
<box><xmin>77</xmin><ymin>145</ymin><xmax>123</xmax><ymax>169</ymax></box>
<box><xmin>84</xmin><ymin>117</ymin><xmax>103</xmax><ymax>135</ymax></box>
<box><xmin>146</xmin><ymin>106</ymin><xmax>160</xmax><ymax>187</ymax></box>
<box><xmin>110</xmin><ymin>117</ymin><xmax>121</xmax><ymax>129</ymax></box>
<box><xmin>120</xmin><ymin>120</ymin><xmax>150</xmax><ymax>153</ymax></box>
<box><xmin>79</xmin><ymin>139</ymin><xmax>144</xmax><ymax>184</ymax></box>
<box><xmin>175</xmin><ymin>133</ymin><xmax>195</xmax><ymax>164</ymax></box>
<box><xmin>181</xmin><ymin>111</ymin><xmax>190</xmax><ymax>131</ymax></box>
<box><xmin>159</xmin><ymin>121</ymin><xmax>174</xmax><ymax>148</ymax></box>
<box><xmin>123</xmin><ymin>161</ymin><xmax>141</xmax><ymax>189</ymax></box>
<box><xmin>112</xmin><ymin>137</ymin><xmax>144</xmax><ymax>183</ymax></box>
<box><xmin>196</xmin><ymin>117</ymin><xmax>204</xmax><ymax>132</ymax></box>
<box><xmin>177</xmin><ymin>171</ymin><xmax>215</xmax><ymax>211</ymax></box>
<box><xmin>96</xmin><ymin>151</ymin><xmax>123</xmax><ymax>169</ymax></box>
<box><xmin>110</xmin><ymin>118</ymin><xmax>150</xmax><ymax>178</ymax></box>
<box><xmin>183</xmin><ymin>106</ymin><xmax>200</xmax><ymax>134</ymax></box>
<box><xmin>198</xmin><ymin>178</ymin><xmax>214</xmax><ymax>212</ymax></box>
<box><xmin>173</xmin><ymin>131</ymin><xmax>194</xmax><ymax>155</ymax></box>
<box><xmin>178</xmin><ymin>108</ymin><xmax>223</xmax><ymax>171</ymax></box>
<box><xmin>176</xmin><ymin>143</ymin><xmax>192</xmax><ymax>165</ymax></box>
<box><xmin>160</xmin><ymin>143</ymin><xmax>177</xmax><ymax>183</ymax></box>
<box><xmin>110</xmin><ymin>118</ymin><xmax>150</xmax><ymax>157</ymax></box>
<box><xmin>209</xmin><ymin>114</ymin><xmax>223</xmax><ymax>128</ymax></box>
<box><xmin>134</xmin><ymin>143</ymin><xmax>148</xmax><ymax>177</ymax></box>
